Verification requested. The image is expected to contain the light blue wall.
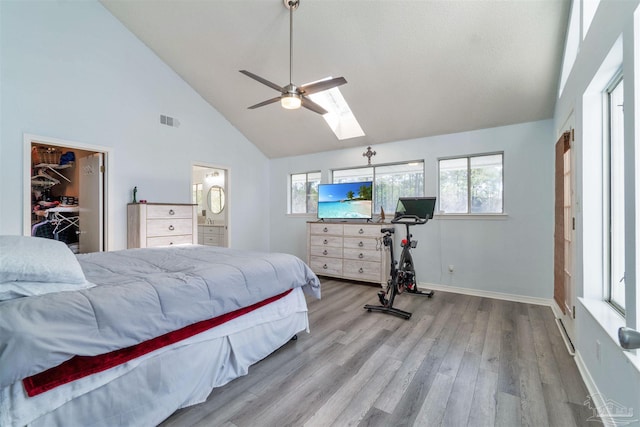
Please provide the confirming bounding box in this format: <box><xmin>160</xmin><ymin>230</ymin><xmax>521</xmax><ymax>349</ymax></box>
<box><xmin>554</xmin><ymin>0</ymin><xmax>640</xmax><ymax>422</ymax></box>
<box><xmin>0</xmin><ymin>1</ymin><xmax>270</xmax><ymax>251</ymax></box>
<box><xmin>270</xmin><ymin>119</ymin><xmax>554</xmax><ymax>300</ymax></box>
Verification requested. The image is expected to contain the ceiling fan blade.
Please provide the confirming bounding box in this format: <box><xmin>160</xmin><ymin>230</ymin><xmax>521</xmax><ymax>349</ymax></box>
<box><xmin>247</xmin><ymin>96</ymin><xmax>282</xmax><ymax>110</ymax></box>
<box><xmin>301</xmin><ymin>96</ymin><xmax>328</xmax><ymax>115</ymax></box>
<box><xmin>239</xmin><ymin>70</ymin><xmax>285</xmax><ymax>93</ymax></box>
<box><xmin>300</xmin><ymin>77</ymin><xmax>347</xmax><ymax>95</ymax></box>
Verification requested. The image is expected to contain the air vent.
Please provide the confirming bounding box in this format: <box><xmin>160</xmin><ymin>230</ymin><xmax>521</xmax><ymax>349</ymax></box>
<box><xmin>160</xmin><ymin>114</ymin><xmax>180</xmax><ymax>128</ymax></box>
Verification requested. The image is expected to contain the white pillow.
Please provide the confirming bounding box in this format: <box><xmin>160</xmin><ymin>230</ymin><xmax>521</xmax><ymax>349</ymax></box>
<box><xmin>0</xmin><ymin>280</ymin><xmax>95</xmax><ymax>302</ymax></box>
<box><xmin>0</xmin><ymin>235</ymin><xmax>87</xmax><ymax>284</ymax></box>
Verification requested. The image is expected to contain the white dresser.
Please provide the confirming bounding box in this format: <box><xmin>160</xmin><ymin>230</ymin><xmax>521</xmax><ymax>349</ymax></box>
<box><xmin>127</xmin><ymin>203</ymin><xmax>197</xmax><ymax>248</ymax></box>
<box><xmin>307</xmin><ymin>222</ymin><xmax>389</xmax><ymax>285</ymax></box>
<box><xmin>198</xmin><ymin>224</ymin><xmax>226</xmax><ymax>247</ymax></box>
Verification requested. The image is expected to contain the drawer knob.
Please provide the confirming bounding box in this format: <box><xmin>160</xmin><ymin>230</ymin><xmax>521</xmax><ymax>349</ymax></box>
<box><xmin>323</xmin><ymin>264</ymin><xmax>328</xmax><ymax>269</ymax></box>
<box><xmin>169</xmin><ymin>241</ymin><xmax>174</xmax><ymax>245</ymax></box>
<box><xmin>323</xmin><ymin>239</ymin><xmax>328</xmax><ymax>245</ymax></box>
<box><xmin>359</xmin><ymin>228</ymin><xmax>364</xmax><ymax>234</ymax></box>
<box><xmin>359</xmin><ymin>267</ymin><xmax>364</xmax><ymax>273</ymax></box>
<box><xmin>323</xmin><ymin>250</ymin><xmax>328</xmax><ymax>255</ymax></box>
<box><xmin>323</xmin><ymin>227</ymin><xmax>328</xmax><ymax>232</ymax></box>
<box><xmin>168</xmin><ymin>225</ymin><xmax>175</xmax><ymax>231</ymax></box>
<box><xmin>358</xmin><ymin>241</ymin><xmax>364</xmax><ymax>247</ymax></box>
<box><xmin>359</xmin><ymin>253</ymin><xmax>364</xmax><ymax>259</ymax></box>
<box><xmin>169</xmin><ymin>209</ymin><xmax>175</xmax><ymax>215</ymax></box>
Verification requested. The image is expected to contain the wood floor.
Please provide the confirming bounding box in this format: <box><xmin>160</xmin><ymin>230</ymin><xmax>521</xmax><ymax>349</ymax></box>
<box><xmin>162</xmin><ymin>279</ymin><xmax>595</xmax><ymax>426</ymax></box>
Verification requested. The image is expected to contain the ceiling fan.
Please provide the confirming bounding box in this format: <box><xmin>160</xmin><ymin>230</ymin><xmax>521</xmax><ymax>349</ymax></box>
<box><xmin>240</xmin><ymin>0</ymin><xmax>347</xmax><ymax>115</ymax></box>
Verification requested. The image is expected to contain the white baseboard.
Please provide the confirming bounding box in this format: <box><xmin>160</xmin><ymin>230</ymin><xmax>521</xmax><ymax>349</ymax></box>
<box><xmin>420</xmin><ymin>282</ymin><xmax>554</xmax><ymax>307</ymax></box>
<box><xmin>574</xmin><ymin>351</ymin><xmax>617</xmax><ymax>427</ymax></box>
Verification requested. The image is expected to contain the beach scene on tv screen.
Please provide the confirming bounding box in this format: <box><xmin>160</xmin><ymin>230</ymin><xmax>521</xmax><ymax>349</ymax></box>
<box><xmin>318</xmin><ymin>182</ymin><xmax>372</xmax><ymax>219</ymax></box>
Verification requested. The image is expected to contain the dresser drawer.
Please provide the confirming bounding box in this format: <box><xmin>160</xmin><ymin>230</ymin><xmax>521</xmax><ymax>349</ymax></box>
<box><xmin>146</xmin><ymin>218</ymin><xmax>193</xmax><ymax>237</ymax></box>
<box><xmin>343</xmin><ymin>237</ymin><xmax>380</xmax><ymax>251</ymax></box>
<box><xmin>310</xmin><ymin>257</ymin><xmax>343</xmax><ymax>276</ymax></box>
<box><xmin>310</xmin><ymin>245</ymin><xmax>343</xmax><ymax>258</ymax></box>
<box><xmin>146</xmin><ymin>204</ymin><xmax>193</xmax><ymax>219</ymax></box>
<box><xmin>199</xmin><ymin>225</ymin><xmax>224</xmax><ymax>236</ymax></box>
<box><xmin>343</xmin><ymin>260</ymin><xmax>382</xmax><ymax>282</ymax></box>
<box><xmin>146</xmin><ymin>234</ymin><xmax>194</xmax><ymax>247</ymax></box>
<box><xmin>343</xmin><ymin>248</ymin><xmax>382</xmax><ymax>262</ymax></box>
<box><xmin>203</xmin><ymin>235</ymin><xmax>222</xmax><ymax>245</ymax></box>
<box><xmin>309</xmin><ymin>223</ymin><xmax>343</xmax><ymax>235</ymax></box>
<box><xmin>343</xmin><ymin>224</ymin><xmax>382</xmax><ymax>238</ymax></box>
<box><xmin>310</xmin><ymin>235</ymin><xmax>343</xmax><ymax>247</ymax></box>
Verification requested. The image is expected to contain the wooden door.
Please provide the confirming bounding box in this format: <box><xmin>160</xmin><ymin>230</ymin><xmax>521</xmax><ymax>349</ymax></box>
<box><xmin>554</xmin><ymin>131</ymin><xmax>571</xmax><ymax>314</ymax></box>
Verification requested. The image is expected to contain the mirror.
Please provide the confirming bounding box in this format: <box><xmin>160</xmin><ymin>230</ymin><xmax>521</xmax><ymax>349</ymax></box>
<box><xmin>207</xmin><ymin>185</ymin><xmax>225</xmax><ymax>214</ymax></box>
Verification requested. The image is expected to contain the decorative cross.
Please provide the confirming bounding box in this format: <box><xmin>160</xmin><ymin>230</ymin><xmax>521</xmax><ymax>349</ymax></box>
<box><xmin>362</xmin><ymin>146</ymin><xmax>376</xmax><ymax>165</ymax></box>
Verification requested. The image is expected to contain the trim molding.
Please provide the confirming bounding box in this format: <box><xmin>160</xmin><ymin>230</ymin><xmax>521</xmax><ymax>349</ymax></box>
<box><xmin>420</xmin><ymin>282</ymin><xmax>554</xmax><ymax>307</ymax></box>
<box><xmin>574</xmin><ymin>351</ymin><xmax>615</xmax><ymax>427</ymax></box>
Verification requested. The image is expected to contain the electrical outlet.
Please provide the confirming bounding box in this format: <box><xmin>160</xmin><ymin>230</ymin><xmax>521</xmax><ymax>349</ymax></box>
<box><xmin>448</xmin><ymin>265</ymin><xmax>454</xmax><ymax>273</ymax></box>
<box><xmin>596</xmin><ymin>340</ymin><xmax>601</xmax><ymax>362</ymax></box>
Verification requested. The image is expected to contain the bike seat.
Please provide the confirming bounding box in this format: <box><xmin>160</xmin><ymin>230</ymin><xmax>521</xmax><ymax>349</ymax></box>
<box><xmin>381</xmin><ymin>227</ymin><xmax>395</xmax><ymax>234</ymax></box>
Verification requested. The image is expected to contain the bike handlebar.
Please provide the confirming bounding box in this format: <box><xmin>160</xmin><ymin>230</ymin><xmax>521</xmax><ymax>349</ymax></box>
<box><xmin>390</xmin><ymin>214</ymin><xmax>428</xmax><ymax>225</ymax></box>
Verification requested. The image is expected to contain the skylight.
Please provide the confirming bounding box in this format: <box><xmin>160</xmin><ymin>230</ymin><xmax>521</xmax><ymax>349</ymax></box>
<box><xmin>306</xmin><ymin>77</ymin><xmax>365</xmax><ymax>140</ymax></box>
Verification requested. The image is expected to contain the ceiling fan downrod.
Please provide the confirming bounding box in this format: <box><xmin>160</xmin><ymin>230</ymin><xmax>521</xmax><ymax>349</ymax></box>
<box><xmin>283</xmin><ymin>0</ymin><xmax>301</xmax><ymax>108</ymax></box>
<box><xmin>287</xmin><ymin>0</ymin><xmax>299</xmax><ymax>85</ymax></box>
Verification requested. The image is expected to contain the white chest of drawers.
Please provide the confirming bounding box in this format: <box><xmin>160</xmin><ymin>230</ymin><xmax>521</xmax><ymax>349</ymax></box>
<box><xmin>307</xmin><ymin>222</ymin><xmax>389</xmax><ymax>285</ymax></box>
<box><xmin>127</xmin><ymin>203</ymin><xmax>197</xmax><ymax>248</ymax></box>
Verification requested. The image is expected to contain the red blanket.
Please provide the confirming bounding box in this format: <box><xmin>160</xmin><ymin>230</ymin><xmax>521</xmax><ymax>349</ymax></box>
<box><xmin>23</xmin><ymin>289</ymin><xmax>293</xmax><ymax>397</ymax></box>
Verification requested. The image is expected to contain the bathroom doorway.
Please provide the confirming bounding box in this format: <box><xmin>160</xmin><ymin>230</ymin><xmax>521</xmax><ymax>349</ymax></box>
<box><xmin>192</xmin><ymin>164</ymin><xmax>229</xmax><ymax>247</ymax></box>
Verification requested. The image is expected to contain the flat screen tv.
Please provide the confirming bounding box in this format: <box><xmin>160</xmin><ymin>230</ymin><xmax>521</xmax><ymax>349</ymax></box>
<box><xmin>317</xmin><ymin>181</ymin><xmax>373</xmax><ymax>220</ymax></box>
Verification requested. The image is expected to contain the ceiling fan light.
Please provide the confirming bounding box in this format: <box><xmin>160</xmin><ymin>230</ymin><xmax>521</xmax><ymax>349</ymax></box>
<box><xmin>281</xmin><ymin>94</ymin><xmax>302</xmax><ymax>110</ymax></box>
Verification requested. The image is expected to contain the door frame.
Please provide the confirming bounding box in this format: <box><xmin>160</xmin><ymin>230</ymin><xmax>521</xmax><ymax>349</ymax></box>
<box><xmin>23</xmin><ymin>133</ymin><xmax>112</xmax><ymax>251</ymax></box>
<box><xmin>191</xmin><ymin>161</ymin><xmax>230</xmax><ymax>247</ymax></box>
<box><xmin>553</xmin><ymin>112</ymin><xmax>577</xmax><ymax>350</ymax></box>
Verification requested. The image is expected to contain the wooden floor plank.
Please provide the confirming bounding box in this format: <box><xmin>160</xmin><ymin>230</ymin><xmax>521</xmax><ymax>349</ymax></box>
<box><xmin>467</xmin><ymin>368</ymin><xmax>499</xmax><ymax>427</ymax></box>
<box><xmin>441</xmin><ymin>351</ymin><xmax>481</xmax><ymax>427</ymax></box>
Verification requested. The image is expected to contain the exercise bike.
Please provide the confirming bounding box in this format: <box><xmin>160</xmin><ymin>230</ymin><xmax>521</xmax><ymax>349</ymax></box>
<box><xmin>393</xmin><ymin>214</ymin><xmax>435</xmax><ymax>298</ymax></box>
<box><xmin>364</xmin><ymin>197</ymin><xmax>436</xmax><ymax>319</ymax></box>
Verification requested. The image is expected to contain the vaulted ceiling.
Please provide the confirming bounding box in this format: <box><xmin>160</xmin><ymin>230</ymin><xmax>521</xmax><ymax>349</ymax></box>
<box><xmin>101</xmin><ymin>0</ymin><xmax>570</xmax><ymax>158</ymax></box>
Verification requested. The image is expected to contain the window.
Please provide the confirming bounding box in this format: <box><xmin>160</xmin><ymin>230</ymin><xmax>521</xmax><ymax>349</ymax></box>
<box><xmin>192</xmin><ymin>183</ymin><xmax>203</xmax><ymax>212</ymax></box>
<box><xmin>332</xmin><ymin>161</ymin><xmax>424</xmax><ymax>215</ymax></box>
<box><xmin>606</xmin><ymin>75</ymin><xmax>625</xmax><ymax>312</ymax></box>
<box><xmin>439</xmin><ymin>153</ymin><xmax>503</xmax><ymax>214</ymax></box>
<box><xmin>289</xmin><ymin>172</ymin><xmax>321</xmax><ymax>214</ymax></box>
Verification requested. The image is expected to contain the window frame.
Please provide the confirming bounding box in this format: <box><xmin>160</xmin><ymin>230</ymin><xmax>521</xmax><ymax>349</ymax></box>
<box><xmin>288</xmin><ymin>171</ymin><xmax>321</xmax><ymax>215</ymax></box>
<box><xmin>437</xmin><ymin>152</ymin><xmax>505</xmax><ymax>215</ymax></box>
<box><xmin>604</xmin><ymin>72</ymin><xmax>625</xmax><ymax>314</ymax></box>
<box><xmin>331</xmin><ymin>160</ymin><xmax>425</xmax><ymax>215</ymax></box>
<box><xmin>192</xmin><ymin>183</ymin><xmax>203</xmax><ymax>213</ymax></box>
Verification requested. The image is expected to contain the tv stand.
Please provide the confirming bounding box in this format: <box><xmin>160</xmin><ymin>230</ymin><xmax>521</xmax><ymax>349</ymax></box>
<box><xmin>307</xmin><ymin>222</ymin><xmax>389</xmax><ymax>285</ymax></box>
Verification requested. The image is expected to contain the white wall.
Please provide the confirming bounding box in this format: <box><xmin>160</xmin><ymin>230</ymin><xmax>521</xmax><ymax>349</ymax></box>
<box><xmin>270</xmin><ymin>119</ymin><xmax>554</xmax><ymax>300</ymax></box>
<box><xmin>0</xmin><ymin>1</ymin><xmax>270</xmax><ymax>251</ymax></box>
<box><xmin>554</xmin><ymin>0</ymin><xmax>640</xmax><ymax>422</ymax></box>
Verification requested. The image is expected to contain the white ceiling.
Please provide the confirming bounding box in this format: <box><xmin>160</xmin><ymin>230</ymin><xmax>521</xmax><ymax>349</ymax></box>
<box><xmin>100</xmin><ymin>0</ymin><xmax>569</xmax><ymax>159</ymax></box>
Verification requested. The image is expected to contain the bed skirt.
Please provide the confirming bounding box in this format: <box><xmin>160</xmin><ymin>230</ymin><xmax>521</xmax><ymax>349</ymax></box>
<box><xmin>0</xmin><ymin>287</ymin><xmax>309</xmax><ymax>427</ymax></box>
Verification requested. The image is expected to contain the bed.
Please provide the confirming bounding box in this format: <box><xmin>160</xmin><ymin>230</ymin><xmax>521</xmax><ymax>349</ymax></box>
<box><xmin>0</xmin><ymin>236</ymin><xmax>321</xmax><ymax>426</ymax></box>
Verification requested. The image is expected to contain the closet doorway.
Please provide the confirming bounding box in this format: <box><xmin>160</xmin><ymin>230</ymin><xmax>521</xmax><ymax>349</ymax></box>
<box><xmin>24</xmin><ymin>134</ymin><xmax>109</xmax><ymax>254</ymax></box>
<box><xmin>192</xmin><ymin>164</ymin><xmax>229</xmax><ymax>247</ymax></box>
